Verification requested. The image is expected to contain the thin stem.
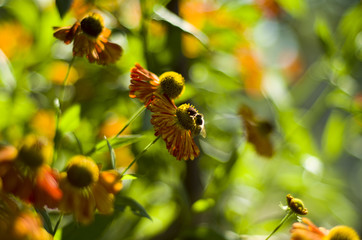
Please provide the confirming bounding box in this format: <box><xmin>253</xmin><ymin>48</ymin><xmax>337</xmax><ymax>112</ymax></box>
<box><xmin>86</xmin><ymin>105</ymin><xmax>147</xmax><ymax>156</ymax></box>
<box><xmin>52</xmin><ymin>214</ymin><xmax>63</xmax><ymax>236</ymax></box>
<box><xmin>52</xmin><ymin>99</ymin><xmax>61</xmax><ymax>166</ymax></box>
<box><xmin>116</xmin><ymin>105</ymin><xmax>146</xmax><ymax>138</ymax></box>
<box><xmin>265</xmin><ymin>210</ymin><xmax>293</xmax><ymax>240</ymax></box>
<box><xmin>52</xmin><ymin>57</ymin><xmax>75</xmax><ymax>165</ymax></box>
<box><xmin>60</xmin><ymin>56</ymin><xmax>75</xmax><ymax>106</ymax></box>
<box><xmin>72</xmin><ymin>132</ymin><xmax>83</xmax><ymax>155</ymax></box>
<box><xmin>140</xmin><ymin>0</ymin><xmax>150</xmax><ymax>67</ymax></box>
<box><xmin>121</xmin><ymin>135</ymin><xmax>160</xmax><ymax>176</ymax></box>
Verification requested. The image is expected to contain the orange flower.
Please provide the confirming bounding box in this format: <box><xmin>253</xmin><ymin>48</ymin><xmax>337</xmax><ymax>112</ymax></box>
<box><xmin>150</xmin><ymin>94</ymin><xmax>204</xmax><ymax>160</ymax></box>
<box><xmin>236</xmin><ymin>46</ymin><xmax>264</xmax><ymax>97</ymax></box>
<box><xmin>129</xmin><ymin>63</ymin><xmax>185</xmax><ymax>106</ymax></box>
<box><xmin>59</xmin><ymin>155</ymin><xmax>122</xmax><ymax>224</ymax></box>
<box><xmin>0</xmin><ymin>22</ymin><xmax>32</xmax><ymax>59</ymax></box>
<box><xmin>239</xmin><ymin>105</ymin><xmax>274</xmax><ymax>158</ymax></box>
<box><xmin>290</xmin><ymin>218</ymin><xmax>360</xmax><ymax>240</ymax></box>
<box><xmin>0</xmin><ymin>193</ymin><xmax>52</xmax><ymax>240</ymax></box>
<box><xmin>30</xmin><ymin>110</ymin><xmax>56</xmax><ymax>140</ymax></box>
<box><xmin>53</xmin><ymin>12</ymin><xmax>122</xmax><ymax>65</ymax></box>
<box><xmin>0</xmin><ymin>136</ymin><xmax>62</xmax><ymax>208</ymax></box>
<box><xmin>254</xmin><ymin>0</ymin><xmax>282</xmax><ymax>19</ymax></box>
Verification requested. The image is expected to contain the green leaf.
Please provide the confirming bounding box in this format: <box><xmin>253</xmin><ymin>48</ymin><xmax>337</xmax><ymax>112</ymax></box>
<box><xmin>56</xmin><ymin>0</ymin><xmax>73</xmax><ymax>18</ymax></box>
<box><xmin>314</xmin><ymin>17</ymin><xmax>336</xmax><ymax>57</ymax></box>
<box><xmin>121</xmin><ymin>174</ymin><xmax>138</xmax><ymax>180</ymax></box>
<box><xmin>59</xmin><ymin>104</ymin><xmax>81</xmax><ymax>133</ymax></box>
<box><xmin>94</xmin><ymin>135</ymin><xmax>142</xmax><ymax>153</ymax></box>
<box><xmin>0</xmin><ymin>50</ymin><xmax>16</xmax><ymax>91</ymax></box>
<box><xmin>322</xmin><ymin>111</ymin><xmax>346</xmax><ymax>161</ymax></box>
<box><xmin>105</xmin><ymin>137</ymin><xmax>116</xmax><ymax>169</ymax></box>
<box><xmin>36</xmin><ymin>208</ymin><xmax>53</xmax><ymax>234</ymax></box>
<box><xmin>153</xmin><ymin>5</ymin><xmax>209</xmax><ymax>47</ymax></box>
<box><xmin>115</xmin><ymin>195</ymin><xmax>152</xmax><ymax>220</ymax></box>
<box><xmin>61</xmin><ymin>214</ymin><xmax>116</xmax><ymax>240</ymax></box>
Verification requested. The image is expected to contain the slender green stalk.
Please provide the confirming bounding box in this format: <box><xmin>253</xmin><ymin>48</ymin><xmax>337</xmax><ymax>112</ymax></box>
<box><xmin>265</xmin><ymin>210</ymin><xmax>293</xmax><ymax>240</ymax></box>
<box><xmin>60</xmin><ymin>56</ymin><xmax>75</xmax><ymax>105</ymax></box>
<box><xmin>116</xmin><ymin>105</ymin><xmax>146</xmax><ymax>138</ymax></box>
<box><xmin>52</xmin><ymin>214</ymin><xmax>63</xmax><ymax>236</ymax></box>
<box><xmin>140</xmin><ymin>0</ymin><xmax>150</xmax><ymax>66</ymax></box>
<box><xmin>121</xmin><ymin>136</ymin><xmax>160</xmax><ymax>176</ymax></box>
<box><xmin>86</xmin><ymin>105</ymin><xmax>147</xmax><ymax>156</ymax></box>
<box><xmin>72</xmin><ymin>132</ymin><xmax>83</xmax><ymax>155</ymax></box>
<box><xmin>52</xmin><ymin>57</ymin><xmax>75</xmax><ymax>165</ymax></box>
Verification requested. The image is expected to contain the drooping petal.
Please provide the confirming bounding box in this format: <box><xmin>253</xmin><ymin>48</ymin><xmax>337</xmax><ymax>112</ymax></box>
<box><xmin>53</xmin><ymin>22</ymin><xmax>81</xmax><ymax>44</ymax></box>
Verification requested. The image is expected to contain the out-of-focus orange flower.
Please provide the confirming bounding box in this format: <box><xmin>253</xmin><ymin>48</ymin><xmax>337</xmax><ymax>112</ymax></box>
<box><xmin>0</xmin><ymin>193</ymin><xmax>52</xmax><ymax>240</ymax></box>
<box><xmin>239</xmin><ymin>105</ymin><xmax>274</xmax><ymax>158</ymax></box>
<box><xmin>236</xmin><ymin>46</ymin><xmax>264</xmax><ymax>97</ymax></box>
<box><xmin>99</xmin><ymin>115</ymin><xmax>131</xmax><ymax>138</ymax></box>
<box><xmin>254</xmin><ymin>0</ymin><xmax>282</xmax><ymax>19</ymax></box>
<box><xmin>0</xmin><ymin>136</ymin><xmax>62</xmax><ymax>208</ymax></box>
<box><xmin>59</xmin><ymin>155</ymin><xmax>122</xmax><ymax>224</ymax></box>
<box><xmin>129</xmin><ymin>64</ymin><xmax>185</xmax><ymax>106</ymax></box>
<box><xmin>182</xmin><ymin>33</ymin><xmax>204</xmax><ymax>59</ymax></box>
<box><xmin>150</xmin><ymin>94</ymin><xmax>203</xmax><ymax>160</ymax></box>
<box><xmin>45</xmin><ymin>61</ymin><xmax>79</xmax><ymax>85</ymax></box>
<box><xmin>53</xmin><ymin>12</ymin><xmax>122</xmax><ymax>65</ymax></box>
<box><xmin>290</xmin><ymin>218</ymin><xmax>360</xmax><ymax>240</ymax></box>
<box><xmin>0</xmin><ymin>22</ymin><xmax>32</xmax><ymax>59</ymax></box>
<box><xmin>70</xmin><ymin>0</ymin><xmax>93</xmax><ymax>19</ymax></box>
<box><xmin>30</xmin><ymin>110</ymin><xmax>56</xmax><ymax>139</ymax></box>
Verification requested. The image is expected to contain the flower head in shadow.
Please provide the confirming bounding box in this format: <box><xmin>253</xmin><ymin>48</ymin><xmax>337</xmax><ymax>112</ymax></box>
<box><xmin>0</xmin><ymin>136</ymin><xmax>62</xmax><ymax>208</ymax></box>
<box><xmin>53</xmin><ymin>12</ymin><xmax>122</xmax><ymax>65</ymax></box>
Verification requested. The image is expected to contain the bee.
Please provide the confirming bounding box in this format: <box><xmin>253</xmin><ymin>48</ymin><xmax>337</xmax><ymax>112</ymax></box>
<box><xmin>193</xmin><ymin>113</ymin><xmax>206</xmax><ymax>138</ymax></box>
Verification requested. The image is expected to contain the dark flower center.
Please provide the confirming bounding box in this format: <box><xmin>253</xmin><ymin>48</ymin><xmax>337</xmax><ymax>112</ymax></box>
<box><xmin>80</xmin><ymin>16</ymin><xmax>103</xmax><ymax>37</ymax></box>
<box><xmin>67</xmin><ymin>165</ymin><xmax>94</xmax><ymax>188</ymax></box>
<box><xmin>176</xmin><ymin>104</ymin><xmax>197</xmax><ymax>130</ymax></box>
<box><xmin>17</xmin><ymin>142</ymin><xmax>46</xmax><ymax>169</ymax></box>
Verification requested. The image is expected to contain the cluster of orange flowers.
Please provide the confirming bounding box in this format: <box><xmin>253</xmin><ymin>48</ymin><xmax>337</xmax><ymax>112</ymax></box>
<box><xmin>0</xmin><ymin>135</ymin><xmax>123</xmax><ymax>238</ymax></box>
<box><xmin>129</xmin><ymin>63</ymin><xmax>205</xmax><ymax>160</ymax></box>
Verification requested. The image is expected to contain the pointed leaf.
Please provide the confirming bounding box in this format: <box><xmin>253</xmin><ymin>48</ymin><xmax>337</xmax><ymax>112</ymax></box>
<box><xmin>56</xmin><ymin>0</ymin><xmax>73</xmax><ymax>18</ymax></box>
<box><xmin>36</xmin><ymin>208</ymin><xmax>53</xmax><ymax>234</ymax></box>
<box><xmin>153</xmin><ymin>5</ymin><xmax>209</xmax><ymax>47</ymax></box>
<box><xmin>115</xmin><ymin>195</ymin><xmax>152</xmax><ymax>220</ymax></box>
<box><xmin>105</xmin><ymin>137</ymin><xmax>116</xmax><ymax>169</ymax></box>
<box><xmin>95</xmin><ymin>135</ymin><xmax>142</xmax><ymax>153</ymax></box>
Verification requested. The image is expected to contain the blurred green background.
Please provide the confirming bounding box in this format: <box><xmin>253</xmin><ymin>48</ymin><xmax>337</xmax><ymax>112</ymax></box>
<box><xmin>0</xmin><ymin>0</ymin><xmax>361</xmax><ymax>239</ymax></box>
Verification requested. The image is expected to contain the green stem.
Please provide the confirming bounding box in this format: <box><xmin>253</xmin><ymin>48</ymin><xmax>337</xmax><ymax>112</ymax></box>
<box><xmin>265</xmin><ymin>210</ymin><xmax>293</xmax><ymax>240</ymax></box>
<box><xmin>116</xmin><ymin>105</ymin><xmax>146</xmax><ymax>138</ymax></box>
<box><xmin>121</xmin><ymin>136</ymin><xmax>160</xmax><ymax>176</ymax></box>
<box><xmin>52</xmin><ymin>214</ymin><xmax>63</xmax><ymax>236</ymax></box>
<box><xmin>52</xmin><ymin>57</ymin><xmax>75</xmax><ymax>165</ymax></box>
<box><xmin>60</xmin><ymin>56</ymin><xmax>75</xmax><ymax>106</ymax></box>
<box><xmin>86</xmin><ymin>105</ymin><xmax>147</xmax><ymax>156</ymax></box>
<box><xmin>140</xmin><ymin>0</ymin><xmax>149</xmax><ymax>67</ymax></box>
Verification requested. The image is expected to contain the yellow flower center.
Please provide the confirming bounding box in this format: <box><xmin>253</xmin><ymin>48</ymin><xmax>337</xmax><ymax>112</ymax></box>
<box><xmin>80</xmin><ymin>14</ymin><xmax>104</xmax><ymax>38</ymax></box>
<box><xmin>176</xmin><ymin>104</ymin><xmax>197</xmax><ymax>130</ymax></box>
<box><xmin>159</xmin><ymin>72</ymin><xmax>185</xmax><ymax>99</ymax></box>
<box><xmin>286</xmin><ymin>194</ymin><xmax>308</xmax><ymax>215</ymax></box>
<box><xmin>66</xmin><ymin>156</ymin><xmax>99</xmax><ymax>188</ymax></box>
<box><xmin>325</xmin><ymin>226</ymin><xmax>361</xmax><ymax>240</ymax></box>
